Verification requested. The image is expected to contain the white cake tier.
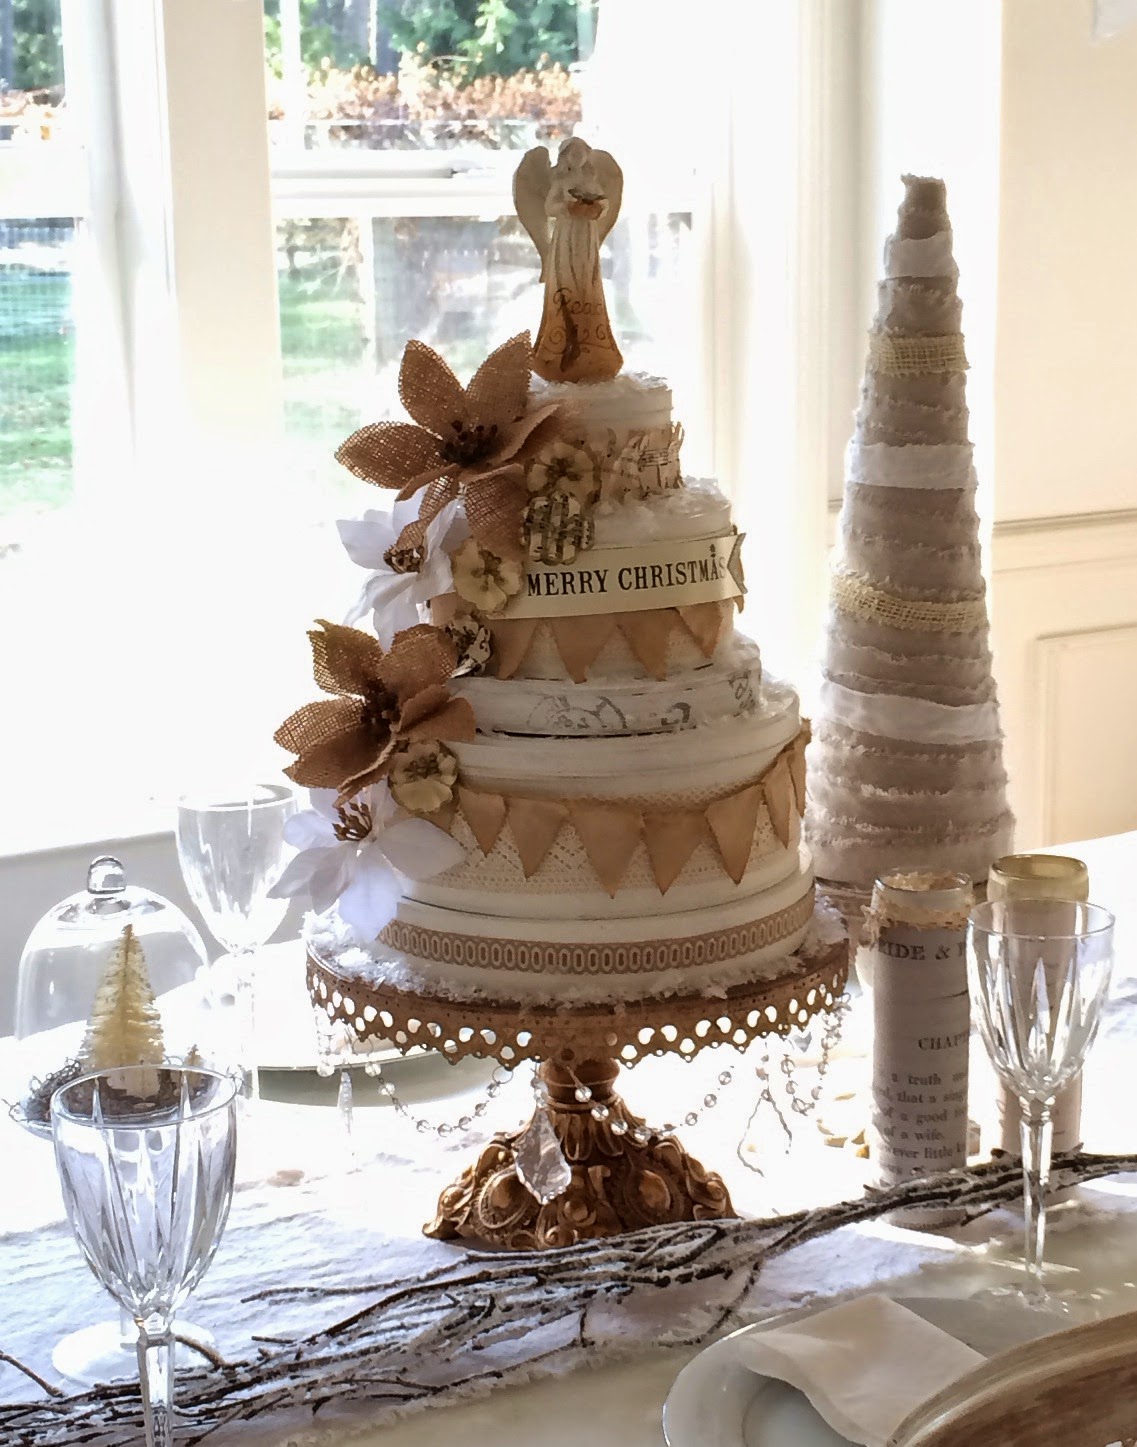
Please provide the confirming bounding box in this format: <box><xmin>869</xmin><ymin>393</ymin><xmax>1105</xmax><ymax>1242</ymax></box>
<box><xmin>456</xmin><ymin>637</ymin><xmax>764</xmax><ymax>737</ymax></box>
<box><xmin>532</xmin><ymin>370</ymin><xmax>672</xmax><ymax>446</ymax></box>
<box><xmin>406</xmin><ymin>682</ymin><xmax>803</xmax><ymax>923</ymax></box>
<box><xmin>492</xmin><ymin>478</ymin><xmax>741</xmax><ymax>683</ymax></box>
<box><xmin>590</xmin><ymin>478</ymin><xmax>732</xmax><ymax>547</ymax></box>
<box><xmin>308</xmin><ymin>849</ymin><xmax>817</xmax><ymax>1006</ymax></box>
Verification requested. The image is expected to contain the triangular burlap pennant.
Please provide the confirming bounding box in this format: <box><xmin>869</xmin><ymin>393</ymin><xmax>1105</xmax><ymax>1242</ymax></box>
<box><xmin>507</xmin><ymin>797</ymin><xmax>568</xmax><ymax>878</ymax></box>
<box><xmin>763</xmin><ymin>754</ymin><xmax>795</xmax><ymax>847</ymax></box>
<box><xmin>426</xmin><ymin>795</ymin><xmax>457</xmax><ymax>832</ymax></box>
<box><xmin>618</xmin><ymin>610</ymin><xmax>674</xmax><ymax>680</ymax></box>
<box><xmin>705</xmin><ymin>783</ymin><xmax>763</xmax><ymax>884</ymax></box>
<box><xmin>642</xmin><ymin>810</ymin><xmax>707</xmax><ymax>894</ymax></box>
<box><xmin>549</xmin><ymin>615</ymin><xmax>616</xmax><ymax>683</ymax></box>
<box><xmin>489</xmin><ymin>618</ymin><xmax>539</xmax><ymax>679</ymax></box>
<box><xmin>458</xmin><ymin>787</ymin><xmax>507</xmax><ymax>855</ymax></box>
<box><xmin>789</xmin><ymin>721</ymin><xmax>810</xmax><ymax>815</ymax></box>
<box><xmin>678</xmin><ymin>601</ymin><xmax>728</xmax><ymax>658</ymax></box>
<box><xmin>569</xmin><ymin>803</ymin><xmax>642</xmax><ymax>896</ymax></box>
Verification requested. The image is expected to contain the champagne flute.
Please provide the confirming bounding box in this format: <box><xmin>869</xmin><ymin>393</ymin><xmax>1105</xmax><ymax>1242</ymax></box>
<box><xmin>175</xmin><ymin>784</ymin><xmax>297</xmax><ymax>1098</ymax></box>
<box><xmin>52</xmin><ymin>1066</ymin><xmax>238</xmax><ymax>1447</ymax></box>
<box><xmin>967</xmin><ymin>898</ymin><xmax>1114</xmax><ymax>1304</ymax></box>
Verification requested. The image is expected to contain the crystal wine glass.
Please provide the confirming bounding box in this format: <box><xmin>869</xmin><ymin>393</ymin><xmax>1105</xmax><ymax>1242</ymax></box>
<box><xmin>52</xmin><ymin>1065</ymin><xmax>238</xmax><ymax>1447</ymax></box>
<box><xmin>967</xmin><ymin>898</ymin><xmax>1114</xmax><ymax>1303</ymax></box>
<box><xmin>175</xmin><ymin>784</ymin><xmax>297</xmax><ymax>1098</ymax></box>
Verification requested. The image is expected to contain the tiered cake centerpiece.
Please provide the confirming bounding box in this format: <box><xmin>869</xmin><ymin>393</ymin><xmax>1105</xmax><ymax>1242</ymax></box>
<box><xmin>272</xmin><ymin>139</ymin><xmax>847</xmax><ymax>1249</ymax></box>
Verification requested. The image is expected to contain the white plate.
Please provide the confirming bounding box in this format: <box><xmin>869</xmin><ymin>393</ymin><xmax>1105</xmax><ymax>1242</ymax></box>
<box><xmin>662</xmin><ymin>1294</ymin><xmax>1058</xmax><ymax>1447</ymax></box>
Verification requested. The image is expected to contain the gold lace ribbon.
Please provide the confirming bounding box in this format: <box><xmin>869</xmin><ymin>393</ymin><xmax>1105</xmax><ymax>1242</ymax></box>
<box><xmin>868</xmin><ymin>331</ymin><xmax>968</xmax><ymax>376</ymax></box>
<box><xmin>831</xmin><ymin>571</ymin><xmax>987</xmax><ymax>634</ymax></box>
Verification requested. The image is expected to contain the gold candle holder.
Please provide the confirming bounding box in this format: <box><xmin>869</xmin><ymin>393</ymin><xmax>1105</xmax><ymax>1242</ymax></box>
<box><xmin>989</xmin><ymin>853</ymin><xmax>1090</xmax><ymax>1157</ymax></box>
<box><xmin>989</xmin><ymin>854</ymin><xmax>1089</xmax><ymax>904</ymax></box>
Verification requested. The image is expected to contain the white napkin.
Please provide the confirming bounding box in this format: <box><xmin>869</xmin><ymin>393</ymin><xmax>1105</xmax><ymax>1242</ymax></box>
<box><xmin>733</xmin><ymin>1295</ymin><xmax>984</xmax><ymax>1447</ymax></box>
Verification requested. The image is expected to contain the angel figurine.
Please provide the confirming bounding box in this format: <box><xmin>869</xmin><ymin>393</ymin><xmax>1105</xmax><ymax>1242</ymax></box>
<box><xmin>513</xmin><ymin>138</ymin><xmax>624</xmax><ymax>383</ymax></box>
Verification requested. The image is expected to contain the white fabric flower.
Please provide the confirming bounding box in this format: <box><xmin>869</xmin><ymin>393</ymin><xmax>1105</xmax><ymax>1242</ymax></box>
<box><xmin>336</xmin><ymin>497</ymin><xmax>468</xmax><ymax>649</ymax></box>
<box><xmin>268</xmin><ymin>784</ymin><xmax>465</xmax><ymax>940</ymax></box>
<box><xmin>451</xmin><ymin>538</ymin><xmax>524</xmax><ymax>615</ymax></box>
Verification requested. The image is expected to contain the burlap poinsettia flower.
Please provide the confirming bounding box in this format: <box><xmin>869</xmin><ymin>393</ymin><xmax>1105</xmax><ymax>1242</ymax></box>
<box><xmin>274</xmin><ymin>621</ymin><xmax>475</xmax><ymax>802</ymax></box>
<box><xmin>334</xmin><ymin>333</ymin><xmax>567</xmax><ymax>561</ymax></box>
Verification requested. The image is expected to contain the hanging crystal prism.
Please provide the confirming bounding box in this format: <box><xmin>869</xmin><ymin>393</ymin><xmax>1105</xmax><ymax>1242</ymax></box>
<box><xmin>514</xmin><ymin>1106</ymin><xmax>572</xmax><ymax>1204</ymax></box>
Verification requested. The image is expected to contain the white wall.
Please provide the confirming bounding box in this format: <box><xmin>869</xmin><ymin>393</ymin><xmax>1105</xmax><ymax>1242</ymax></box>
<box><xmin>989</xmin><ymin>0</ymin><xmax>1137</xmax><ymax>846</ymax></box>
<box><xmin>995</xmin><ymin>0</ymin><xmax>1137</xmax><ymax>523</ymax></box>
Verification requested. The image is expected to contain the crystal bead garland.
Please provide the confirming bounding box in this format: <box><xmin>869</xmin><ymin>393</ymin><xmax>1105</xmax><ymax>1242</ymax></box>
<box><xmin>367</xmin><ymin>1060</ymin><xmax>515</xmax><ymax>1139</ymax></box>
<box><xmin>354</xmin><ymin>995</ymin><xmax>848</xmax><ymax>1156</ymax></box>
<box><xmin>738</xmin><ymin>996</ymin><xmax>850</xmax><ymax>1173</ymax></box>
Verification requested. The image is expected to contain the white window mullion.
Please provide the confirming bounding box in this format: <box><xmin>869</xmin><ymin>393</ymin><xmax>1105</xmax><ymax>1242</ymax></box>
<box><xmin>61</xmin><ymin>0</ymin><xmax>132</xmax><ymax>499</ymax></box>
<box><xmin>141</xmin><ymin>0</ymin><xmax>283</xmax><ymax>490</ymax></box>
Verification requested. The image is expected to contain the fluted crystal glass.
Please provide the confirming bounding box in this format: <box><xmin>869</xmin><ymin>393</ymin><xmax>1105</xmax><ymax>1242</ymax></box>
<box><xmin>967</xmin><ymin>899</ymin><xmax>1114</xmax><ymax>1301</ymax></box>
<box><xmin>52</xmin><ymin>1066</ymin><xmax>238</xmax><ymax>1447</ymax></box>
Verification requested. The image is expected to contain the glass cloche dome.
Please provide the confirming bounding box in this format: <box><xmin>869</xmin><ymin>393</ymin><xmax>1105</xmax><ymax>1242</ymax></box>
<box><xmin>11</xmin><ymin>855</ymin><xmax>212</xmax><ymax>1132</ymax></box>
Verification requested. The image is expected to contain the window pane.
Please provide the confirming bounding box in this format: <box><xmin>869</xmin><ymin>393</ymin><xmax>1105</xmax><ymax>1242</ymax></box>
<box><xmin>0</xmin><ymin>217</ymin><xmax>75</xmax><ymax>525</ymax></box>
<box><xmin>277</xmin><ymin>209</ymin><xmax>696</xmax><ymax>497</ymax></box>
<box><xmin>265</xmin><ymin>0</ymin><xmax>587</xmax><ymax>153</ymax></box>
<box><xmin>0</xmin><ymin>0</ymin><xmax>66</xmax><ymax>139</ymax></box>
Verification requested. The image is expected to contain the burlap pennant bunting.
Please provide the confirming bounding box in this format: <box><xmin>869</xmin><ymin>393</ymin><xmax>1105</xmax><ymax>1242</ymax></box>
<box><xmin>488</xmin><ymin>618</ymin><xmax>540</xmax><ymax>679</ymax></box>
<box><xmin>549</xmin><ymin>616</ymin><xmax>615</xmax><ymax>684</ymax></box>
<box><xmin>457</xmin><ymin>786</ymin><xmax>507</xmax><ymax>856</ymax></box>
<box><xmin>447</xmin><ymin>725</ymin><xmax>810</xmax><ymax>892</ymax></box>
<box><xmin>677</xmin><ymin>600</ymin><xmax>730</xmax><ymax>658</ymax></box>
<box><xmin>617</xmin><ymin>609</ymin><xmax>675</xmax><ymax>680</ymax></box>
<box><xmin>569</xmin><ymin>803</ymin><xmax>643</xmax><ymax>897</ymax></box>
<box><xmin>642</xmin><ymin>810</ymin><xmax>708</xmax><ymax>894</ymax></box>
<box><xmin>507</xmin><ymin>797</ymin><xmax>569</xmax><ymax>878</ymax></box>
<box><xmin>789</xmin><ymin>718</ymin><xmax>810</xmax><ymax>814</ymax></box>
<box><xmin>705</xmin><ymin>783</ymin><xmax>764</xmax><ymax>884</ymax></box>
<box><xmin>763</xmin><ymin>753</ymin><xmax>795</xmax><ymax>847</ymax></box>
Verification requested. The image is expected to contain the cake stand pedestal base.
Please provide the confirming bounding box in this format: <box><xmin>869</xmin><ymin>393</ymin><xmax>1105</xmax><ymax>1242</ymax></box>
<box><xmin>426</xmin><ymin>1055</ymin><xmax>733</xmax><ymax>1249</ymax></box>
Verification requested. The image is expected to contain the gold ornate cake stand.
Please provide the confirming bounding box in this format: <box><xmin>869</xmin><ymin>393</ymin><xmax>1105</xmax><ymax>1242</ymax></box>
<box><xmin>307</xmin><ymin>928</ymin><xmax>847</xmax><ymax>1250</ymax></box>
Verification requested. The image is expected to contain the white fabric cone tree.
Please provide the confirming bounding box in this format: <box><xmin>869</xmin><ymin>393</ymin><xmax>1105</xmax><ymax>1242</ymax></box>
<box><xmin>807</xmin><ymin>174</ymin><xmax>1014</xmax><ymax>889</ymax></box>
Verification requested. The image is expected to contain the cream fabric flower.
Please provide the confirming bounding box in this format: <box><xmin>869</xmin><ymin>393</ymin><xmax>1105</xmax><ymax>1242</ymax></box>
<box><xmin>450</xmin><ymin>538</ymin><xmax>524</xmax><ymax>615</ymax></box>
<box><xmin>527</xmin><ymin>440</ymin><xmax>599</xmax><ymax>506</ymax></box>
<box><xmin>388</xmin><ymin>740</ymin><xmax>459</xmax><ymax>813</ymax></box>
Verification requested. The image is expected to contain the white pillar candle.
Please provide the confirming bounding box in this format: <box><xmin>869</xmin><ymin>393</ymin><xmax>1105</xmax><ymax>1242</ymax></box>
<box><xmin>868</xmin><ymin>870</ymin><xmax>974</xmax><ymax>1214</ymax></box>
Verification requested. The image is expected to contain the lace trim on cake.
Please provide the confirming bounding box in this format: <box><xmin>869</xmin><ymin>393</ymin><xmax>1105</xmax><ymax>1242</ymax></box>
<box><xmin>441</xmin><ymin>724</ymin><xmax>809</xmax><ymax>895</ymax></box>
<box><xmin>379</xmin><ymin>886</ymin><xmax>815</xmax><ymax>976</ymax></box>
<box><xmin>426</xmin><ymin>810</ymin><xmax>784</xmax><ymax>900</ymax></box>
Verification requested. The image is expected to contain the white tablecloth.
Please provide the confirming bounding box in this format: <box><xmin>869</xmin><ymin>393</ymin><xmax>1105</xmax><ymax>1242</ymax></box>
<box><xmin>2</xmin><ymin>834</ymin><xmax>1135</xmax><ymax>1445</ymax></box>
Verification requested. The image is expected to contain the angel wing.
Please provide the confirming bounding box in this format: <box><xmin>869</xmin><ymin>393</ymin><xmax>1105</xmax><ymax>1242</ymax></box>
<box><xmin>513</xmin><ymin>146</ymin><xmax>553</xmax><ymax>275</ymax></box>
<box><xmin>589</xmin><ymin>148</ymin><xmax>623</xmax><ymax>245</ymax></box>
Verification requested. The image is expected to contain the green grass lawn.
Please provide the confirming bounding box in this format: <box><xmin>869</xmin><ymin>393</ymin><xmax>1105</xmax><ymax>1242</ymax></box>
<box><xmin>0</xmin><ymin>267</ymin><xmax>74</xmax><ymax>524</ymax></box>
<box><xmin>0</xmin><ymin>254</ymin><xmax>369</xmax><ymax>527</ymax></box>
